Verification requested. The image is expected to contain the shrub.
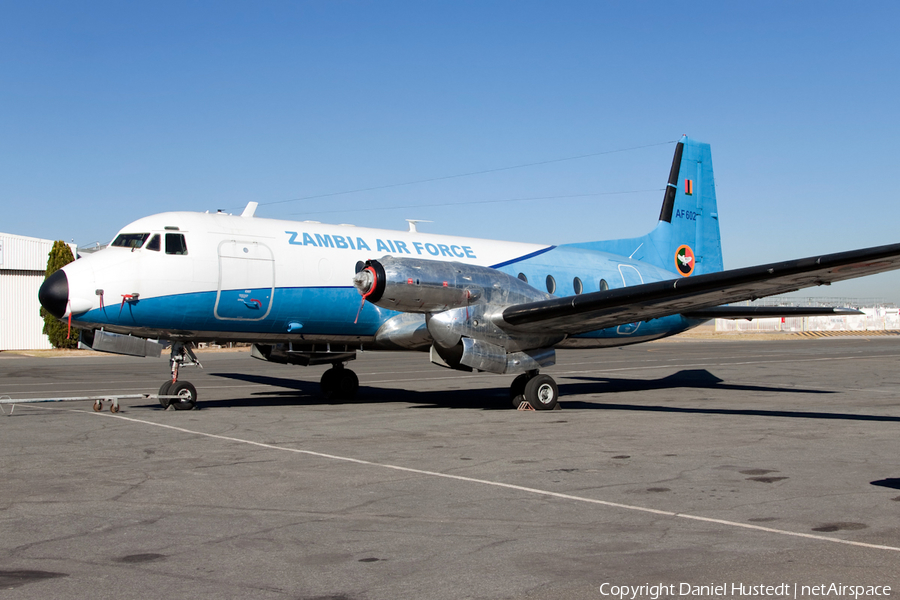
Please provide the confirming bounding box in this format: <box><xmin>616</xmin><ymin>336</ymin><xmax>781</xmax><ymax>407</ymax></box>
<box><xmin>40</xmin><ymin>241</ymin><xmax>79</xmax><ymax>349</ymax></box>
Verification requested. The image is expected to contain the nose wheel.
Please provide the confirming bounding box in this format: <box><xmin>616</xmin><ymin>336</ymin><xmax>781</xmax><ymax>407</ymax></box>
<box><xmin>159</xmin><ymin>380</ymin><xmax>197</xmax><ymax>410</ymax></box>
<box><xmin>159</xmin><ymin>342</ymin><xmax>202</xmax><ymax>410</ymax></box>
<box><xmin>510</xmin><ymin>371</ymin><xmax>559</xmax><ymax>410</ymax></box>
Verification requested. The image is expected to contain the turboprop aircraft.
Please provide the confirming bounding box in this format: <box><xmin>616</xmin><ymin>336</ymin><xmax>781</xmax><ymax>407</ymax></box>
<box><xmin>38</xmin><ymin>136</ymin><xmax>900</xmax><ymax>411</ymax></box>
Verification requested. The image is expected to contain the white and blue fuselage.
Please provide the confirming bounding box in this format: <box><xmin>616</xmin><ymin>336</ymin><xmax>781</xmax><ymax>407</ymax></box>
<box><xmin>62</xmin><ymin>209</ymin><xmax>697</xmax><ymax>348</ymax></box>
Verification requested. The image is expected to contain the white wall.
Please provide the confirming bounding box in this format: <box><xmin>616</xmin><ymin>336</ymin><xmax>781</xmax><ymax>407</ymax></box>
<box><xmin>0</xmin><ymin>269</ymin><xmax>52</xmax><ymax>349</ymax></box>
<box><xmin>0</xmin><ymin>233</ymin><xmax>76</xmax><ymax>350</ymax></box>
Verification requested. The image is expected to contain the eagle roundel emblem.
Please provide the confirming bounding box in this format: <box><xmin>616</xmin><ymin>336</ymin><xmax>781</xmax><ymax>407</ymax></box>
<box><xmin>675</xmin><ymin>244</ymin><xmax>695</xmax><ymax>277</ymax></box>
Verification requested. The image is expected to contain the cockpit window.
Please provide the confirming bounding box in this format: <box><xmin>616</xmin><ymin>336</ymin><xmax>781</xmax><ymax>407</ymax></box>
<box><xmin>111</xmin><ymin>233</ymin><xmax>150</xmax><ymax>249</ymax></box>
<box><xmin>165</xmin><ymin>233</ymin><xmax>188</xmax><ymax>255</ymax></box>
<box><xmin>146</xmin><ymin>234</ymin><xmax>161</xmax><ymax>252</ymax></box>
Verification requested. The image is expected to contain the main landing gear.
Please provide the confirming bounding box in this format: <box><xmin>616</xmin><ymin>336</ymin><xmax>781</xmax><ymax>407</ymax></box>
<box><xmin>319</xmin><ymin>362</ymin><xmax>359</xmax><ymax>400</ymax></box>
<box><xmin>510</xmin><ymin>371</ymin><xmax>559</xmax><ymax>410</ymax></box>
<box><xmin>159</xmin><ymin>342</ymin><xmax>202</xmax><ymax>410</ymax></box>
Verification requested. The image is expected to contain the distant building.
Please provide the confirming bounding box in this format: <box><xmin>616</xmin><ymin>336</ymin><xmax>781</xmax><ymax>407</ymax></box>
<box><xmin>0</xmin><ymin>233</ymin><xmax>76</xmax><ymax>350</ymax></box>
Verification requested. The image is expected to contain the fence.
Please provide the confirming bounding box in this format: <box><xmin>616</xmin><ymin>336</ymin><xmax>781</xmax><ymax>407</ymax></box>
<box><xmin>715</xmin><ymin>306</ymin><xmax>900</xmax><ymax>333</ymax></box>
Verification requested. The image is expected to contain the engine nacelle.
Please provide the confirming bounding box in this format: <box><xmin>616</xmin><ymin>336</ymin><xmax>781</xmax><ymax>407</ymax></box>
<box><xmin>354</xmin><ymin>256</ymin><xmax>566</xmax><ymax>374</ymax></box>
<box><xmin>353</xmin><ymin>256</ymin><xmax>546</xmax><ymax>313</ymax></box>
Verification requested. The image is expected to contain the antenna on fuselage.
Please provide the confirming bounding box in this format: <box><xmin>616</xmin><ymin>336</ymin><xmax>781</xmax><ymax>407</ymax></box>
<box><xmin>241</xmin><ymin>202</ymin><xmax>259</xmax><ymax>218</ymax></box>
<box><xmin>406</xmin><ymin>219</ymin><xmax>432</xmax><ymax>233</ymax></box>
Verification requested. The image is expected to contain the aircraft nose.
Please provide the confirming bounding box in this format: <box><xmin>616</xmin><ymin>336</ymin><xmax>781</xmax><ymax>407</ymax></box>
<box><xmin>39</xmin><ymin>269</ymin><xmax>69</xmax><ymax>319</ymax></box>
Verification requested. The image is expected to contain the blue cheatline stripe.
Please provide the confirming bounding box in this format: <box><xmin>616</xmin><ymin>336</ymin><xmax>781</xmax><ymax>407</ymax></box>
<box><xmin>489</xmin><ymin>246</ymin><xmax>557</xmax><ymax>269</ymax></box>
<box><xmin>72</xmin><ymin>287</ymin><xmax>395</xmax><ymax>337</ymax></box>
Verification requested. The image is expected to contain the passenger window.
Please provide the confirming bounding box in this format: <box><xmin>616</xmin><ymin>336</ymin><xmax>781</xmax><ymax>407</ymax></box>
<box><xmin>111</xmin><ymin>233</ymin><xmax>150</xmax><ymax>248</ymax></box>
<box><xmin>599</xmin><ymin>278</ymin><xmax>609</xmax><ymax>291</ymax></box>
<box><xmin>573</xmin><ymin>277</ymin><xmax>583</xmax><ymax>295</ymax></box>
<box><xmin>165</xmin><ymin>233</ymin><xmax>188</xmax><ymax>255</ymax></box>
<box><xmin>546</xmin><ymin>275</ymin><xmax>556</xmax><ymax>294</ymax></box>
<box><xmin>146</xmin><ymin>235</ymin><xmax>161</xmax><ymax>252</ymax></box>
<box><xmin>517</xmin><ymin>273</ymin><xmax>528</xmax><ymax>283</ymax></box>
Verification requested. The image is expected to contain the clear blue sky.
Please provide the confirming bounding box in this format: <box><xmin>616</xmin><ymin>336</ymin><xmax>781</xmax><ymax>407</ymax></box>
<box><xmin>3</xmin><ymin>1</ymin><xmax>899</xmax><ymax>300</ymax></box>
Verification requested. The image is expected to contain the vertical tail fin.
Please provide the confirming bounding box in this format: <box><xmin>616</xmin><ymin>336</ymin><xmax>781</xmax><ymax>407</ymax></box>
<box><xmin>566</xmin><ymin>136</ymin><xmax>724</xmax><ymax>277</ymax></box>
<box><xmin>652</xmin><ymin>136</ymin><xmax>724</xmax><ymax>276</ymax></box>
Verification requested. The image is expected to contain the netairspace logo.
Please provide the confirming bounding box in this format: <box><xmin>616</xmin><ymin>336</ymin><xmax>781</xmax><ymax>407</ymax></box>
<box><xmin>598</xmin><ymin>583</ymin><xmax>892</xmax><ymax>600</ymax></box>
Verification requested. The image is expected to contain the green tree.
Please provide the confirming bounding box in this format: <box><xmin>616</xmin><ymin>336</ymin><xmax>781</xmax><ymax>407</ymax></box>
<box><xmin>40</xmin><ymin>241</ymin><xmax>79</xmax><ymax>349</ymax></box>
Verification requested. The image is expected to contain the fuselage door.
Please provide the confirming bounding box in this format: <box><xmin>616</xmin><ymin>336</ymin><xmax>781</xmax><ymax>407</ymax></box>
<box><xmin>618</xmin><ymin>264</ymin><xmax>643</xmax><ymax>287</ymax></box>
<box><xmin>617</xmin><ymin>264</ymin><xmax>644</xmax><ymax>335</ymax></box>
<box><xmin>215</xmin><ymin>240</ymin><xmax>275</xmax><ymax>321</ymax></box>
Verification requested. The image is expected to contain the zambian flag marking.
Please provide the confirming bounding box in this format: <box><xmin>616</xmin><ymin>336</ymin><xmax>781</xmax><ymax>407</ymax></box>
<box><xmin>685</xmin><ymin>179</ymin><xmax>693</xmax><ymax>195</ymax></box>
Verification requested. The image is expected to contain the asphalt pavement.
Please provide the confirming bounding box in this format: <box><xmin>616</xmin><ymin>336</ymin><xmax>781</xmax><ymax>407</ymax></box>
<box><xmin>2</xmin><ymin>337</ymin><xmax>899</xmax><ymax>599</ymax></box>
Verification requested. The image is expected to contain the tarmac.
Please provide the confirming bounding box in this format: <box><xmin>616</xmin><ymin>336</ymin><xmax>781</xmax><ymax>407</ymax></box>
<box><xmin>1</xmin><ymin>336</ymin><xmax>899</xmax><ymax>599</ymax></box>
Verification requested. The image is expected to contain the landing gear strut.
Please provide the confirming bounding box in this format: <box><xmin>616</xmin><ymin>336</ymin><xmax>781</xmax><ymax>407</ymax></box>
<box><xmin>320</xmin><ymin>363</ymin><xmax>359</xmax><ymax>400</ymax></box>
<box><xmin>510</xmin><ymin>370</ymin><xmax>559</xmax><ymax>410</ymax></box>
<box><xmin>159</xmin><ymin>342</ymin><xmax>202</xmax><ymax>410</ymax></box>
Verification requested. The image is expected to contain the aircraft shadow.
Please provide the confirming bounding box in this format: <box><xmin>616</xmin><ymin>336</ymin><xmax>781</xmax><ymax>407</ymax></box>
<box><xmin>871</xmin><ymin>478</ymin><xmax>900</xmax><ymax>490</ymax></box>
<box><xmin>557</xmin><ymin>371</ymin><xmax>900</xmax><ymax>422</ymax></box>
<box><xmin>561</xmin><ymin>369</ymin><xmax>832</xmax><ymax>396</ymax></box>
<box><xmin>194</xmin><ymin>372</ymin><xmax>512</xmax><ymax>410</ymax></box>
<box><xmin>162</xmin><ymin>369</ymin><xmax>900</xmax><ymax>422</ymax></box>
<box><xmin>560</xmin><ymin>400</ymin><xmax>900</xmax><ymax>423</ymax></box>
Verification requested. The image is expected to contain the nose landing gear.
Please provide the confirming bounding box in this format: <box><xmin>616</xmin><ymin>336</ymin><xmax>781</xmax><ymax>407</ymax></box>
<box><xmin>159</xmin><ymin>342</ymin><xmax>202</xmax><ymax>410</ymax></box>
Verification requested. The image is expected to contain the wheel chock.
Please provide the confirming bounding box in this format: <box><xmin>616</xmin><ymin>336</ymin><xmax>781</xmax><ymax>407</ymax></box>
<box><xmin>517</xmin><ymin>401</ymin><xmax>535</xmax><ymax>411</ymax></box>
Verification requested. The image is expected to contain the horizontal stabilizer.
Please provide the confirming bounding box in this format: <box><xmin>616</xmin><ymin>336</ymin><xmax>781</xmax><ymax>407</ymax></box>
<box><xmin>682</xmin><ymin>306</ymin><xmax>863</xmax><ymax>321</ymax></box>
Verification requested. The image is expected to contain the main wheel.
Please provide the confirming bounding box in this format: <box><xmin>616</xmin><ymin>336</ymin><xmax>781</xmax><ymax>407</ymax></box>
<box><xmin>509</xmin><ymin>373</ymin><xmax>530</xmax><ymax>408</ymax></box>
<box><xmin>335</xmin><ymin>369</ymin><xmax>359</xmax><ymax>400</ymax></box>
<box><xmin>169</xmin><ymin>381</ymin><xmax>198</xmax><ymax>410</ymax></box>
<box><xmin>524</xmin><ymin>374</ymin><xmax>559</xmax><ymax>410</ymax></box>
<box><xmin>320</xmin><ymin>368</ymin><xmax>339</xmax><ymax>397</ymax></box>
<box><xmin>321</xmin><ymin>367</ymin><xmax>359</xmax><ymax>400</ymax></box>
<box><xmin>158</xmin><ymin>381</ymin><xmax>173</xmax><ymax>408</ymax></box>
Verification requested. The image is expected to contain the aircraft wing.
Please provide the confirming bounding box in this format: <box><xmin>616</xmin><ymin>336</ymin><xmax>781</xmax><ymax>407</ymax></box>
<box><xmin>499</xmin><ymin>242</ymin><xmax>900</xmax><ymax>334</ymax></box>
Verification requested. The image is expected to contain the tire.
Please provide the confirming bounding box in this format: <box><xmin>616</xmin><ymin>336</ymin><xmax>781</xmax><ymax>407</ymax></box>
<box><xmin>335</xmin><ymin>369</ymin><xmax>359</xmax><ymax>400</ymax></box>
<box><xmin>509</xmin><ymin>373</ymin><xmax>530</xmax><ymax>408</ymax></box>
<box><xmin>320</xmin><ymin>368</ymin><xmax>339</xmax><ymax>396</ymax></box>
<box><xmin>524</xmin><ymin>374</ymin><xmax>559</xmax><ymax>410</ymax></box>
<box><xmin>158</xmin><ymin>381</ymin><xmax>173</xmax><ymax>408</ymax></box>
<box><xmin>169</xmin><ymin>381</ymin><xmax>198</xmax><ymax>410</ymax></box>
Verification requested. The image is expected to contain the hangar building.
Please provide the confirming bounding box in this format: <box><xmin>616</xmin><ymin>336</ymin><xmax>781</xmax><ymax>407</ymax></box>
<box><xmin>0</xmin><ymin>232</ymin><xmax>76</xmax><ymax>351</ymax></box>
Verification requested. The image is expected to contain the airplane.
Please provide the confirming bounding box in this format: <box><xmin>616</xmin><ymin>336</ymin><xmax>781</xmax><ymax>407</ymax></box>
<box><xmin>38</xmin><ymin>136</ymin><xmax>900</xmax><ymax>411</ymax></box>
